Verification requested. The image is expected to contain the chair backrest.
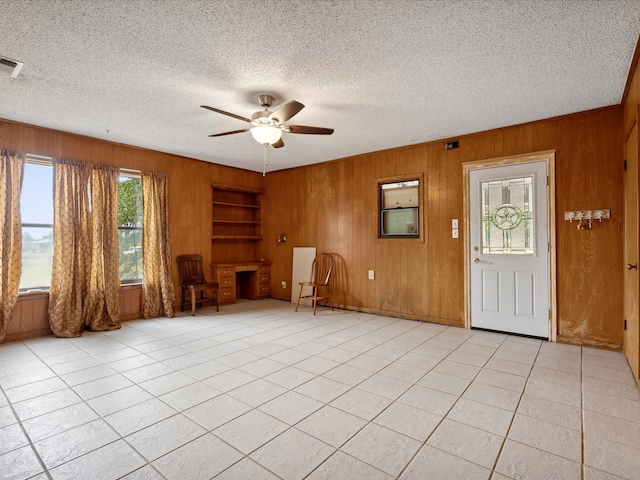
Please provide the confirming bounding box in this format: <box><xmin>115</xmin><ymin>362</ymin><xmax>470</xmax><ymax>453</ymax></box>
<box><xmin>310</xmin><ymin>253</ymin><xmax>334</xmax><ymax>285</ymax></box>
<box><xmin>177</xmin><ymin>254</ymin><xmax>206</xmax><ymax>286</ymax></box>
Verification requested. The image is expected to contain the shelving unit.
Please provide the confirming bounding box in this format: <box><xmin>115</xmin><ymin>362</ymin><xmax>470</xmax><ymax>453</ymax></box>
<box><xmin>212</xmin><ymin>184</ymin><xmax>264</xmax><ymax>241</ymax></box>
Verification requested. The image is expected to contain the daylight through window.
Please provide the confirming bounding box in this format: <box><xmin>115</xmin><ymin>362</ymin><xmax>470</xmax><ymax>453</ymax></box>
<box><xmin>19</xmin><ymin>159</ymin><xmax>54</xmax><ymax>291</ymax></box>
<box><xmin>118</xmin><ymin>174</ymin><xmax>143</xmax><ymax>283</ymax></box>
<box><xmin>379</xmin><ymin>179</ymin><xmax>420</xmax><ymax>238</ymax></box>
<box><xmin>18</xmin><ymin>159</ymin><xmax>144</xmax><ymax>291</ymax></box>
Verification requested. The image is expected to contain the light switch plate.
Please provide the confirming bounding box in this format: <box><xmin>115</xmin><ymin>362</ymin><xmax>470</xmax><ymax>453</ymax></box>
<box><xmin>452</xmin><ymin>219</ymin><xmax>458</xmax><ymax>228</ymax></box>
<box><xmin>452</xmin><ymin>228</ymin><xmax>459</xmax><ymax>238</ymax></box>
<box><xmin>368</xmin><ymin>270</ymin><xmax>375</xmax><ymax>280</ymax></box>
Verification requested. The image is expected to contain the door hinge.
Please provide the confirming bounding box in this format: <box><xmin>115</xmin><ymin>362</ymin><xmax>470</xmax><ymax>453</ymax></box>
<box><xmin>548</xmin><ymin>309</ymin><xmax>551</xmax><ymax>319</ymax></box>
<box><xmin>624</xmin><ymin>159</ymin><xmax>627</xmax><ymax>171</ymax></box>
<box><xmin>624</xmin><ymin>319</ymin><xmax>627</xmax><ymax>330</ymax></box>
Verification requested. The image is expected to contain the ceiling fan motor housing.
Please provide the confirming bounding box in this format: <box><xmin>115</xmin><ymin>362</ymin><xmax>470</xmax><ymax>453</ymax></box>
<box><xmin>257</xmin><ymin>94</ymin><xmax>275</xmax><ymax>108</ymax></box>
<box><xmin>252</xmin><ymin>110</ymin><xmax>277</xmax><ymax>126</ymax></box>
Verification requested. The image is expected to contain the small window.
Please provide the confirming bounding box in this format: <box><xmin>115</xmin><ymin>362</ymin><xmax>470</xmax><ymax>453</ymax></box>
<box><xmin>118</xmin><ymin>174</ymin><xmax>143</xmax><ymax>283</ymax></box>
<box><xmin>379</xmin><ymin>179</ymin><xmax>420</xmax><ymax>238</ymax></box>
<box><xmin>20</xmin><ymin>160</ymin><xmax>54</xmax><ymax>291</ymax></box>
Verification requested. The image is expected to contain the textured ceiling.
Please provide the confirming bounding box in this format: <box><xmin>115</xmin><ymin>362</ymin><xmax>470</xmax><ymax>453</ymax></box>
<box><xmin>1</xmin><ymin>0</ymin><xmax>639</xmax><ymax>173</ymax></box>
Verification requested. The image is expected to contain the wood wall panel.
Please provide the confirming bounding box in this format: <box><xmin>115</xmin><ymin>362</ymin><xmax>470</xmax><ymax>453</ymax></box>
<box><xmin>263</xmin><ymin>106</ymin><xmax>623</xmax><ymax>347</ymax></box>
<box><xmin>623</xmin><ymin>36</ymin><xmax>640</xmax><ymax>138</ymax></box>
<box><xmin>0</xmin><ymin>103</ymin><xmax>625</xmax><ymax>348</ymax></box>
<box><xmin>622</xmin><ymin>47</ymin><xmax>640</xmax><ymax>381</ymax></box>
<box><xmin>1</xmin><ymin>119</ymin><xmax>263</xmax><ymax>342</ymax></box>
<box><xmin>4</xmin><ymin>294</ymin><xmax>51</xmax><ymax>342</ymax></box>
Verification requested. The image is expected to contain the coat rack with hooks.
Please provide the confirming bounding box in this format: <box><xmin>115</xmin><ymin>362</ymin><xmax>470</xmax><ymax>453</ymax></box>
<box><xmin>564</xmin><ymin>209</ymin><xmax>610</xmax><ymax>230</ymax></box>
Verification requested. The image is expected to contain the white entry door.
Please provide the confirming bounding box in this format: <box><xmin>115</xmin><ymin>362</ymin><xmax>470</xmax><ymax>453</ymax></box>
<box><xmin>469</xmin><ymin>161</ymin><xmax>550</xmax><ymax>338</ymax></box>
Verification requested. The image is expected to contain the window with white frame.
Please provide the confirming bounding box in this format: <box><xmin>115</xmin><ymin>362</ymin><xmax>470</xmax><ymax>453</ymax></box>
<box><xmin>19</xmin><ymin>158</ymin><xmax>54</xmax><ymax>291</ymax></box>
<box><xmin>379</xmin><ymin>179</ymin><xmax>420</xmax><ymax>238</ymax></box>
<box><xmin>118</xmin><ymin>173</ymin><xmax>143</xmax><ymax>283</ymax></box>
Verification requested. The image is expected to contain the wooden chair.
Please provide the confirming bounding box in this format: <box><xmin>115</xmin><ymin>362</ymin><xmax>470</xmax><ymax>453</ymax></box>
<box><xmin>176</xmin><ymin>254</ymin><xmax>219</xmax><ymax>316</ymax></box>
<box><xmin>295</xmin><ymin>253</ymin><xmax>334</xmax><ymax>315</ymax></box>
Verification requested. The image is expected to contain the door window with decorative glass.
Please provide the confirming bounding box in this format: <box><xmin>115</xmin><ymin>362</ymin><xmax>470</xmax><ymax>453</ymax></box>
<box><xmin>480</xmin><ymin>176</ymin><xmax>534</xmax><ymax>254</ymax></box>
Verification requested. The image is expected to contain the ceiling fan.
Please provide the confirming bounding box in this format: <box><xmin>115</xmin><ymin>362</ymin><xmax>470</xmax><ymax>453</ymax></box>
<box><xmin>201</xmin><ymin>94</ymin><xmax>334</xmax><ymax>149</ymax></box>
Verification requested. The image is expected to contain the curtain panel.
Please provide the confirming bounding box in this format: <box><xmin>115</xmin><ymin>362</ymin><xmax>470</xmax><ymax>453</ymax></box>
<box><xmin>0</xmin><ymin>149</ymin><xmax>25</xmax><ymax>342</ymax></box>
<box><xmin>141</xmin><ymin>171</ymin><xmax>175</xmax><ymax>319</ymax></box>
<box><xmin>48</xmin><ymin>159</ymin><xmax>121</xmax><ymax>337</ymax></box>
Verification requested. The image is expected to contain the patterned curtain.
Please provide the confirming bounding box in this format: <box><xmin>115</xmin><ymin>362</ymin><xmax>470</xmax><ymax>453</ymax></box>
<box><xmin>84</xmin><ymin>165</ymin><xmax>121</xmax><ymax>331</ymax></box>
<box><xmin>0</xmin><ymin>149</ymin><xmax>25</xmax><ymax>342</ymax></box>
<box><xmin>49</xmin><ymin>159</ymin><xmax>121</xmax><ymax>337</ymax></box>
<box><xmin>141</xmin><ymin>171</ymin><xmax>175</xmax><ymax>318</ymax></box>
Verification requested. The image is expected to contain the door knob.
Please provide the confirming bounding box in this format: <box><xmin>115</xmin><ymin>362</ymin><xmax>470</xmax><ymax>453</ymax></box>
<box><xmin>627</xmin><ymin>263</ymin><xmax>637</xmax><ymax>270</ymax></box>
<box><xmin>473</xmin><ymin>258</ymin><xmax>480</xmax><ymax>264</ymax></box>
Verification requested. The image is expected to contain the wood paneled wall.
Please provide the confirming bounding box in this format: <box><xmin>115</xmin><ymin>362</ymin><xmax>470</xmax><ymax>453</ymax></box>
<box><xmin>259</xmin><ymin>106</ymin><xmax>624</xmax><ymax>348</ymax></box>
<box><xmin>0</xmin><ymin>119</ymin><xmax>264</xmax><ymax>342</ymax></box>
<box><xmin>623</xmin><ymin>37</ymin><xmax>640</xmax><ymax>140</ymax></box>
<box><xmin>0</xmin><ymin>105</ymin><xmax>624</xmax><ymax>348</ymax></box>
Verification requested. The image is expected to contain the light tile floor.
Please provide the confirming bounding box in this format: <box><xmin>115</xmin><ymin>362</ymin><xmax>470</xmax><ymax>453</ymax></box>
<box><xmin>1</xmin><ymin>299</ymin><xmax>639</xmax><ymax>480</ymax></box>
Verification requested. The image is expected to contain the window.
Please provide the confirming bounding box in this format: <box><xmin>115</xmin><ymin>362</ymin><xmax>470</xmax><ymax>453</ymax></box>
<box><xmin>480</xmin><ymin>176</ymin><xmax>534</xmax><ymax>254</ymax></box>
<box><xmin>18</xmin><ymin>159</ymin><xmax>144</xmax><ymax>291</ymax></box>
<box><xmin>379</xmin><ymin>179</ymin><xmax>420</xmax><ymax>238</ymax></box>
<box><xmin>19</xmin><ymin>159</ymin><xmax>54</xmax><ymax>291</ymax></box>
<box><xmin>118</xmin><ymin>174</ymin><xmax>143</xmax><ymax>283</ymax></box>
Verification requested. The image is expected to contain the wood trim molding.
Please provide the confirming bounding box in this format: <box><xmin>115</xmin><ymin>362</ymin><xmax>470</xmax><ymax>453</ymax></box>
<box><xmin>374</xmin><ymin>172</ymin><xmax>426</xmax><ymax>244</ymax></box>
<box><xmin>462</xmin><ymin>150</ymin><xmax>558</xmax><ymax>341</ymax></box>
<box><xmin>622</xmin><ymin>34</ymin><xmax>640</xmax><ymax>106</ymax></box>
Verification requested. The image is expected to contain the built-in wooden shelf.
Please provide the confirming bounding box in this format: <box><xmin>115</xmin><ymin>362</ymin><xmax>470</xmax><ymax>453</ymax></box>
<box><xmin>212</xmin><ymin>184</ymin><xmax>263</xmax><ymax>241</ymax></box>
<box><xmin>213</xmin><ymin>200</ymin><xmax>260</xmax><ymax>209</ymax></box>
<box><xmin>211</xmin><ymin>235</ymin><xmax>262</xmax><ymax>241</ymax></box>
<box><xmin>212</xmin><ymin>220</ymin><xmax>260</xmax><ymax>225</ymax></box>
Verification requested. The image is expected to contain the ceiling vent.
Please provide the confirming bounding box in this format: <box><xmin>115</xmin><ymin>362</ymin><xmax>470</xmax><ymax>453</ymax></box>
<box><xmin>0</xmin><ymin>57</ymin><xmax>24</xmax><ymax>78</ymax></box>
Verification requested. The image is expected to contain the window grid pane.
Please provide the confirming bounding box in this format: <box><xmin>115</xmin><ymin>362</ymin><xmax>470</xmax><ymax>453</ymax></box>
<box><xmin>20</xmin><ymin>162</ymin><xmax>54</xmax><ymax>290</ymax></box>
<box><xmin>118</xmin><ymin>175</ymin><xmax>143</xmax><ymax>282</ymax></box>
<box><xmin>380</xmin><ymin>179</ymin><xmax>420</xmax><ymax>238</ymax></box>
<box><xmin>481</xmin><ymin>176</ymin><xmax>534</xmax><ymax>254</ymax></box>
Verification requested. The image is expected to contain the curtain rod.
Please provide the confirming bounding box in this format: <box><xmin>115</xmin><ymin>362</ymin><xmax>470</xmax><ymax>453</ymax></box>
<box><xmin>25</xmin><ymin>154</ymin><xmax>141</xmax><ymax>176</ymax></box>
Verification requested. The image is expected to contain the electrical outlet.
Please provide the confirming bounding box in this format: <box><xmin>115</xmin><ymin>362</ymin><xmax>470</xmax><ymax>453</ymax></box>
<box><xmin>368</xmin><ymin>270</ymin><xmax>375</xmax><ymax>280</ymax></box>
<box><xmin>281</xmin><ymin>281</ymin><xmax>286</xmax><ymax>288</ymax></box>
<box><xmin>452</xmin><ymin>228</ymin><xmax>459</xmax><ymax>238</ymax></box>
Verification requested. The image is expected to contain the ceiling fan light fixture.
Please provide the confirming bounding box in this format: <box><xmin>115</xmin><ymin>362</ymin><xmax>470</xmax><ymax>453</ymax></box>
<box><xmin>251</xmin><ymin>125</ymin><xmax>282</xmax><ymax>145</ymax></box>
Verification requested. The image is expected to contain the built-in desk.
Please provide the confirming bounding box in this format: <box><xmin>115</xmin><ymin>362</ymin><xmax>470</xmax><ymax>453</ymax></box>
<box><xmin>211</xmin><ymin>261</ymin><xmax>271</xmax><ymax>304</ymax></box>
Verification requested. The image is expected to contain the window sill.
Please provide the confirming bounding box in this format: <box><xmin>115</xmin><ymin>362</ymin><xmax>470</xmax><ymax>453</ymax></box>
<box><xmin>18</xmin><ymin>289</ymin><xmax>50</xmax><ymax>299</ymax></box>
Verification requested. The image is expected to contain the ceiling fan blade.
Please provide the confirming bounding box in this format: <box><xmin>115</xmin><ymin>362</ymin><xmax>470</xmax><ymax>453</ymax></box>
<box><xmin>269</xmin><ymin>100</ymin><xmax>304</xmax><ymax>123</ymax></box>
<box><xmin>286</xmin><ymin>125</ymin><xmax>334</xmax><ymax>135</ymax></box>
<box><xmin>272</xmin><ymin>138</ymin><xmax>285</xmax><ymax>149</ymax></box>
<box><xmin>208</xmin><ymin>129</ymin><xmax>249</xmax><ymax>137</ymax></box>
<box><xmin>201</xmin><ymin>105</ymin><xmax>251</xmax><ymax>123</ymax></box>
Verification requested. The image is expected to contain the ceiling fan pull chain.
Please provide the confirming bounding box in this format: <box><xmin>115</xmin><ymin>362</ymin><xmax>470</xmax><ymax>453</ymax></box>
<box><xmin>263</xmin><ymin>144</ymin><xmax>268</xmax><ymax>176</ymax></box>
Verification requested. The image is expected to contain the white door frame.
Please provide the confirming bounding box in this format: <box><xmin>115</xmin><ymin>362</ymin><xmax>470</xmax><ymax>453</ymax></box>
<box><xmin>462</xmin><ymin>150</ymin><xmax>557</xmax><ymax>341</ymax></box>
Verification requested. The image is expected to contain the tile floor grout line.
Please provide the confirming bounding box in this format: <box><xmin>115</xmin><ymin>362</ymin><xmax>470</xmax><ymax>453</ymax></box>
<box><xmin>245</xmin><ymin>313</ymin><xmax>453</xmax><ymax>479</ymax></box>
<box><xmin>394</xmin><ymin>329</ymin><xmax>512</xmax><ymax>479</ymax></box>
<box><xmin>22</xmin><ymin>333</ymin><xmax>204</xmax><ymax>480</ymax></box>
<box><xmin>0</xmin><ymin>381</ymin><xmax>54</xmax><ymax>480</ymax></box>
<box><xmin>485</xmin><ymin>337</ymin><xmax>543</xmax><ymax>479</ymax></box>
<box><xmin>2</xmin><ymin>302</ymin><xmax>639</xmax><ymax>479</ymax></box>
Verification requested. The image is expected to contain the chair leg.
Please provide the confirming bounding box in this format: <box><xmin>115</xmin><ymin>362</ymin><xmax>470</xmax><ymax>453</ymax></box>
<box><xmin>325</xmin><ymin>286</ymin><xmax>334</xmax><ymax>311</ymax></box>
<box><xmin>295</xmin><ymin>284</ymin><xmax>304</xmax><ymax>312</ymax></box>
<box><xmin>190</xmin><ymin>286</ymin><xmax>196</xmax><ymax>316</ymax></box>
<box><xmin>215</xmin><ymin>283</ymin><xmax>219</xmax><ymax>312</ymax></box>
<box><xmin>180</xmin><ymin>288</ymin><xmax>186</xmax><ymax>312</ymax></box>
<box><xmin>312</xmin><ymin>287</ymin><xmax>318</xmax><ymax>315</ymax></box>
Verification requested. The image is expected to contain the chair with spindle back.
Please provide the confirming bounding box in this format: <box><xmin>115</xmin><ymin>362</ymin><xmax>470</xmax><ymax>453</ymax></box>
<box><xmin>295</xmin><ymin>253</ymin><xmax>334</xmax><ymax>315</ymax></box>
<box><xmin>177</xmin><ymin>254</ymin><xmax>219</xmax><ymax>315</ymax></box>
